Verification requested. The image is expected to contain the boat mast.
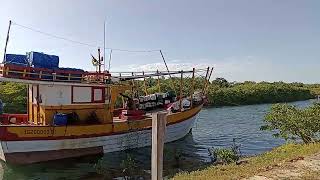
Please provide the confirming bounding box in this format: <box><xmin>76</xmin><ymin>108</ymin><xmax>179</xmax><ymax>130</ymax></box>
<box><xmin>3</xmin><ymin>20</ymin><xmax>12</xmax><ymax>62</ymax></box>
<box><xmin>98</xmin><ymin>48</ymin><xmax>102</xmax><ymax>73</ymax></box>
<box><xmin>202</xmin><ymin>67</ymin><xmax>210</xmax><ymax>94</ymax></box>
<box><xmin>190</xmin><ymin>68</ymin><xmax>195</xmax><ymax>108</ymax></box>
<box><xmin>157</xmin><ymin>69</ymin><xmax>161</xmax><ymax>93</ymax></box>
<box><xmin>103</xmin><ymin>21</ymin><xmax>106</xmax><ymax>72</ymax></box>
<box><xmin>143</xmin><ymin>71</ymin><xmax>148</xmax><ymax>95</ymax></box>
<box><xmin>205</xmin><ymin>67</ymin><xmax>214</xmax><ymax>95</ymax></box>
<box><xmin>179</xmin><ymin>70</ymin><xmax>183</xmax><ymax>111</ymax></box>
<box><xmin>159</xmin><ymin>50</ymin><xmax>171</xmax><ymax>78</ymax></box>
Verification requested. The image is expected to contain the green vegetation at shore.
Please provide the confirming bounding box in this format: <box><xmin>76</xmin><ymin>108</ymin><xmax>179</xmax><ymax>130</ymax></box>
<box><xmin>172</xmin><ymin>143</ymin><xmax>320</xmax><ymax>180</ymax></box>
<box><xmin>0</xmin><ymin>82</ymin><xmax>27</xmax><ymax>113</ymax></box>
<box><xmin>207</xmin><ymin>80</ymin><xmax>314</xmax><ymax>106</ymax></box>
<box><xmin>262</xmin><ymin>103</ymin><xmax>320</xmax><ymax>143</ymax></box>
<box><xmin>0</xmin><ymin>78</ymin><xmax>318</xmax><ymax>113</ymax></box>
<box><xmin>144</xmin><ymin>77</ymin><xmax>315</xmax><ymax>106</ymax></box>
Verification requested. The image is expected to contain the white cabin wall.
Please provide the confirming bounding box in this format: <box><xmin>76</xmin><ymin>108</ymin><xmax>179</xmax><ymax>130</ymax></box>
<box><xmin>39</xmin><ymin>85</ymin><xmax>71</xmax><ymax>106</ymax></box>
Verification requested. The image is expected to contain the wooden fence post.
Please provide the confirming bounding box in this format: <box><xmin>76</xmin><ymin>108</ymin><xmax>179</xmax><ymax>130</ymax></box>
<box><xmin>152</xmin><ymin>112</ymin><xmax>167</xmax><ymax>180</ymax></box>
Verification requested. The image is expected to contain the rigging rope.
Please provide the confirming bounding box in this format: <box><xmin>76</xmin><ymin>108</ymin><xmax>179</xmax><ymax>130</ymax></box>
<box><xmin>11</xmin><ymin>21</ymin><xmax>160</xmax><ymax>53</ymax></box>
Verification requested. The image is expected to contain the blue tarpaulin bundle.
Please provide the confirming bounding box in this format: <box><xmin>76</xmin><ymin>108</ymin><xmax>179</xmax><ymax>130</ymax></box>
<box><xmin>4</xmin><ymin>54</ymin><xmax>28</xmax><ymax>66</ymax></box>
<box><xmin>27</xmin><ymin>51</ymin><xmax>59</xmax><ymax>69</ymax></box>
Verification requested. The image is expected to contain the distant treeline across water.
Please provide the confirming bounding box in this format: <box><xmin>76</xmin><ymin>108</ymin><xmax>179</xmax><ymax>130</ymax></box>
<box><xmin>0</xmin><ymin>78</ymin><xmax>319</xmax><ymax>113</ymax></box>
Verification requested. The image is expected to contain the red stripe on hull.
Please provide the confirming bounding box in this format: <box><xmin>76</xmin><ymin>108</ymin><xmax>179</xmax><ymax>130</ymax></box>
<box><xmin>0</xmin><ymin>107</ymin><xmax>202</xmax><ymax>141</ymax></box>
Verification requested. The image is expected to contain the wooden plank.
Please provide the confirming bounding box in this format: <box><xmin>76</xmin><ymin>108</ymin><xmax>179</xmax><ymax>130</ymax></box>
<box><xmin>152</xmin><ymin>112</ymin><xmax>167</xmax><ymax>180</ymax></box>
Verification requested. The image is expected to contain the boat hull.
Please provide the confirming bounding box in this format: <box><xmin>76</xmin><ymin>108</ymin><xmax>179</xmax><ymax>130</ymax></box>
<box><xmin>0</xmin><ymin>112</ymin><xmax>198</xmax><ymax>164</ymax></box>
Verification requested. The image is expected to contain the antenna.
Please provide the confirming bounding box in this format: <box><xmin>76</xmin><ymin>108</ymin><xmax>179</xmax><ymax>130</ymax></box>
<box><xmin>103</xmin><ymin>21</ymin><xmax>106</xmax><ymax>72</ymax></box>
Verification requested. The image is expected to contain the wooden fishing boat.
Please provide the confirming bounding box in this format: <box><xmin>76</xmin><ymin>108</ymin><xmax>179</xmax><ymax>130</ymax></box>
<box><xmin>0</xmin><ymin>49</ymin><xmax>213</xmax><ymax>164</ymax></box>
<box><xmin>0</xmin><ymin>21</ymin><xmax>213</xmax><ymax>164</ymax></box>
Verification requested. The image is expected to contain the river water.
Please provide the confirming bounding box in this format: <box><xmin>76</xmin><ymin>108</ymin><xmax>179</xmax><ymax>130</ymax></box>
<box><xmin>0</xmin><ymin>99</ymin><xmax>315</xmax><ymax>180</ymax></box>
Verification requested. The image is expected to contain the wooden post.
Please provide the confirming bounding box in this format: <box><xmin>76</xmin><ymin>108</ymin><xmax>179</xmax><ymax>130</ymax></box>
<box><xmin>190</xmin><ymin>68</ymin><xmax>195</xmax><ymax>108</ymax></box>
<box><xmin>152</xmin><ymin>112</ymin><xmax>167</xmax><ymax>180</ymax></box>
<box><xmin>179</xmin><ymin>70</ymin><xmax>183</xmax><ymax>111</ymax></box>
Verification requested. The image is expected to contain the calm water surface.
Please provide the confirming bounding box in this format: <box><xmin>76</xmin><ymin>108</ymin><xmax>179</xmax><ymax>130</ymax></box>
<box><xmin>0</xmin><ymin>99</ymin><xmax>315</xmax><ymax>180</ymax></box>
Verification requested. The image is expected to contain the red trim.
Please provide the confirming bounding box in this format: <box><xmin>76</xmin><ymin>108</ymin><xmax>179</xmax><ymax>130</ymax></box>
<box><xmin>71</xmin><ymin>85</ymin><xmax>105</xmax><ymax>104</ymax></box>
<box><xmin>31</xmin><ymin>85</ymin><xmax>34</xmax><ymax>121</ymax></box>
<box><xmin>0</xmin><ymin>105</ymin><xmax>203</xmax><ymax>141</ymax></box>
<box><xmin>71</xmin><ymin>85</ymin><xmax>93</xmax><ymax>104</ymax></box>
<box><xmin>92</xmin><ymin>87</ymin><xmax>105</xmax><ymax>103</ymax></box>
<box><xmin>36</xmin><ymin>85</ymin><xmax>40</xmax><ymax>124</ymax></box>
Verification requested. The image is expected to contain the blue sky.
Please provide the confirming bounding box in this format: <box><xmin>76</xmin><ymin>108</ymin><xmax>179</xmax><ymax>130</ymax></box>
<box><xmin>1</xmin><ymin>0</ymin><xmax>320</xmax><ymax>83</ymax></box>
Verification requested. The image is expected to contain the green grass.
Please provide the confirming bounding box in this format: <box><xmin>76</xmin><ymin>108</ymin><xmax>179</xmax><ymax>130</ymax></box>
<box><xmin>172</xmin><ymin>143</ymin><xmax>320</xmax><ymax>180</ymax></box>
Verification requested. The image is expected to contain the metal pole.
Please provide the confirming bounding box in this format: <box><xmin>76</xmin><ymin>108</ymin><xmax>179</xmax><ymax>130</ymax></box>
<box><xmin>3</xmin><ymin>20</ymin><xmax>12</xmax><ymax>62</ymax></box>
<box><xmin>108</xmin><ymin>49</ymin><xmax>112</xmax><ymax>71</ymax></box>
<box><xmin>98</xmin><ymin>48</ymin><xmax>101</xmax><ymax>73</ymax></box>
<box><xmin>179</xmin><ymin>70</ymin><xmax>183</xmax><ymax>111</ymax></box>
<box><xmin>103</xmin><ymin>21</ymin><xmax>106</xmax><ymax>72</ymax></box>
<box><xmin>152</xmin><ymin>112</ymin><xmax>167</xmax><ymax>180</ymax></box>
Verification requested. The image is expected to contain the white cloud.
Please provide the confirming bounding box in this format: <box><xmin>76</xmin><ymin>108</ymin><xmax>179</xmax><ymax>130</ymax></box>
<box><xmin>111</xmin><ymin>56</ymin><xmax>259</xmax><ymax>81</ymax></box>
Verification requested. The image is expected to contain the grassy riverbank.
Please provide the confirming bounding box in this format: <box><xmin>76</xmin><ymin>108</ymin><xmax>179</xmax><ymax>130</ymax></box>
<box><xmin>172</xmin><ymin>143</ymin><xmax>320</xmax><ymax>180</ymax></box>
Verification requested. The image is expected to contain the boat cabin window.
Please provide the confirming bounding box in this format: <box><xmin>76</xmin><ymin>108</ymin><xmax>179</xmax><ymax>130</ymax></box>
<box><xmin>71</xmin><ymin>86</ymin><xmax>105</xmax><ymax>104</ymax></box>
<box><xmin>92</xmin><ymin>87</ymin><xmax>105</xmax><ymax>103</ymax></box>
<box><xmin>72</xmin><ymin>86</ymin><xmax>92</xmax><ymax>103</ymax></box>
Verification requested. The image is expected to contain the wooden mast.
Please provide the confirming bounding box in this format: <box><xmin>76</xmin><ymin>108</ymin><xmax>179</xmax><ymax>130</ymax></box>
<box><xmin>179</xmin><ymin>70</ymin><xmax>183</xmax><ymax>111</ymax></box>
<box><xmin>190</xmin><ymin>68</ymin><xmax>195</xmax><ymax>108</ymax></box>
<box><xmin>131</xmin><ymin>72</ymin><xmax>136</xmax><ymax>98</ymax></box>
<box><xmin>3</xmin><ymin>20</ymin><xmax>12</xmax><ymax>62</ymax></box>
<box><xmin>202</xmin><ymin>67</ymin><xmax>210</xmax><ymax>94</ymax></box>
<box><xmin>157</xmin><ymin>69</ymin><xmax>161</xmax><ymax>93</ymax></box>
<box><xmin>143</xmin><ymin>71</ymin><xmax>148</xmax><ymax>95</ymax></box>
<box><xmin>205</xmin><ymin>67</ymin><xmax>214</xmax><ymax>95</ymax></box>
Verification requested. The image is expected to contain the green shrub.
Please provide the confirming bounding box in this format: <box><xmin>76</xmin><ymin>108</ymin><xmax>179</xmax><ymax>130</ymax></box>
<box><xmin>208</xmin><ymin>139</ymin><xmax>241</xmax><ymax>164</ymax></box>
<box><xmin>261</xmin><ymin>103</ymin><xmax>320</xmax><ymax>143</ymax></box>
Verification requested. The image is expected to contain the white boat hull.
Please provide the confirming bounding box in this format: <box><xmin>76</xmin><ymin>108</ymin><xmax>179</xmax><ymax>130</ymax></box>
<box><xmin>0</xmin><ymin>114</ymin><xmax>198</xmax><ymax>164</ymax></box>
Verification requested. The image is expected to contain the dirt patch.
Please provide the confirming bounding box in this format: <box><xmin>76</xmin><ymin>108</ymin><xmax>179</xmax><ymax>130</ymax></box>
<box><xmin>246</xmin><ymin>153</ymin><xmax>320</xmax><ymax>180</ymax></box>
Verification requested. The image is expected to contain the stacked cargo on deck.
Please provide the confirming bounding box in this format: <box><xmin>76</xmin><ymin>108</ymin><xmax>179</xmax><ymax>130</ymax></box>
<box><xmin>2</xmin><ymin>52</ymin><xmax>85</xmax><ymax>82</ymax></box>
<box><xmin>137</xmin><ymin>91</ymin><xmax>177</xmax><ymax>111</ymax></box>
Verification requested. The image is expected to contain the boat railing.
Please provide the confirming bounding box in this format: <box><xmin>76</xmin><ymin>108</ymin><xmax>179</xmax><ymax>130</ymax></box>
<box><xmin>0</xmin><ymin>63</ymin><xmax>111</xmax><ymax>84</ymax></box>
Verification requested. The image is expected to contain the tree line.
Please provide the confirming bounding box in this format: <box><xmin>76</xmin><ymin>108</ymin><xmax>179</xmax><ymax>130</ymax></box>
<box><xmin>0</xmin><ymin>78</ymin><xmax>318</xmax><ymax>113</ymax></box>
